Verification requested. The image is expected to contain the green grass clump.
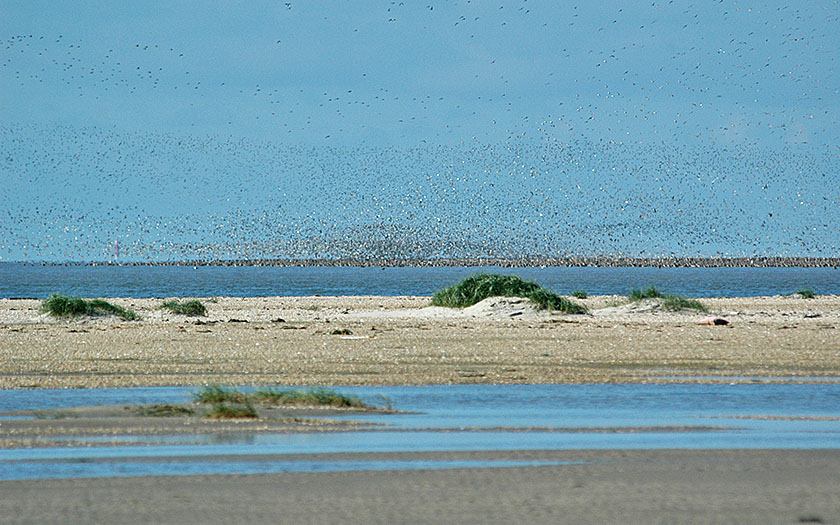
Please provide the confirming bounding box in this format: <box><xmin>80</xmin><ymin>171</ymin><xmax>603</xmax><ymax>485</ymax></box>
<box><xmin>629</xmin><ymin>286</ymin><xmax>665</xmax><ymax>301</ymax></box>
<box><xmin>571</xmin><ymin>290</ymin><xmax>588</xmax><ymax>299</ymax></box>
<box><xmin>162</xmin><ymin>299</ymin><xmax>207</xmax><ymax>316</ymax></box>
<box><xmin>661</xmin><ymin>295</ymin><xmax>708</xmax><ymax>312</ymax></box>
<box><xmin>204</xmin><ymin>403</ymin><xmax>258</xmax><ymax>419</ymax></box>
<box><xmin>628</xmin><ymin>286</ymin><xmax>707</xmax><ymax>312</ymax></box>
<box><xmin>254</xmin><ymin>387</ymin><xmax>367</xmax><ymax>408</ymax></box>
<box><xmin>41</xmin><ymin>294</ymin><xmax>138</xmax><ymax>321</ymax></box>
<box><xmin>194</xmin><ymin>386</ymin><xmax>371</xmax><ymax>410</ymax></box>
<box><xmin>795</xmin><ymin>288</ymin><xmax>815</xmax><ymax>299</ymax></box>
<box><xmin>431</xmin><ymin>274</ymin><xmax>587</xmax><ymax>314</ymax></box>
<box><xmin>135</xmin><ymin>404</ymin><xmax>195</xmax><ymax>417</ymax></box>
<box><xmin>193</xmin><ymin>386</ymin><xmax>250</xmax><ymax>404</ymax></box>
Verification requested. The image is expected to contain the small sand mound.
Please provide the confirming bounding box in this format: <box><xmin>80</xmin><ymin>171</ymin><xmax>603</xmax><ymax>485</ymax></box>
<box><xmin>462</xmin><ymin>296</ymin><xmax>547</xmax><ymax>319</ymax></box>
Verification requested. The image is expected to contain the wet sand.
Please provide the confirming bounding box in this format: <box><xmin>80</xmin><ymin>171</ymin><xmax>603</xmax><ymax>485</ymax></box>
<box><xmin>1</xmin><ymin>449</ymin><xmax>838</xmax><ymax>523</ymax></box>
<box><xmin>0</xmin><ymin>295</ymin><xmax>838</xmax><ymax>388</ymax></box>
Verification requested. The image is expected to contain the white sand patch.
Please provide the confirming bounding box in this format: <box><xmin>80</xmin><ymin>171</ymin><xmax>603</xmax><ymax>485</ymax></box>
<box><xmin>462</xmin><ymin>296</ymin><xmax>550</xmax><ymax>320</ymax></box>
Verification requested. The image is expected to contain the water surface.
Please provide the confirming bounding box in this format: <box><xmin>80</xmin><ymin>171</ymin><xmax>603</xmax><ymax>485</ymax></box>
<box><xmin>2</xmin><ymin>263</ymin><xmax>838</xmax><ymax>298</ymax></box>
<box><xmin>2</xmin><ymin>384</ymin><xmax>838</xmax><ymax>480</ymax></box>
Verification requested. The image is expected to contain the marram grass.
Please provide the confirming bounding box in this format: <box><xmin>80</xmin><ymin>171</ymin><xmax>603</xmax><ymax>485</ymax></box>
<box><xmin>162</xmin><ymin>299</ymin><xmax>207</xmax><ymax>316</ymax></box>
<box><xmin>204</xmin><ymin>403</ymin><xmax>258</xmax><ymax>419</ymax></box>
<box><xmin>431</xmin><ymin>274</ymin><xmax>587</xmax><ymax>314</ymax></box>
<box><xmin>193</xmin><ymin>386</ymin><xmax>370</xmax><ymax>409</ymax></box>
<box><xmin>193</xmin><ymin>386</ymin><xmax>250</xmax><ymax>404</ymax></box>
<box><xmin>254</xmin><ymin>387</ymin><xmax>366</xmax><ymax>408</ymax></box>
<box><xmin>628</xmin><ymin>286</ymin><xmax>707</xmax><ymax>312</ymax></box>
<box><xmin>41</xmin><ymin>294</ymin><xmax>139</xmax><ymax>321</ymax></box>
<box><xmin>628</xmin><ymin>285</ymin><xmax>665</xmax><ymax>301</ymax></box>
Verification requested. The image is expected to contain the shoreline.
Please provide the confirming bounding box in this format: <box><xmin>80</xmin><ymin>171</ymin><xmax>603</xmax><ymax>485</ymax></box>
<box><xmin>1</xmin><ymin>294</ymin><xmax>838</xmax><ymax>389</ymax></box>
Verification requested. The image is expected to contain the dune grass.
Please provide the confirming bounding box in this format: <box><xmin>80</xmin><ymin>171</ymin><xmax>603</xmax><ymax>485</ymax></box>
<box><xmin>193</xmin><ymin>385</ymin><xmax>370</xmax><ymax>409</ymax></box>
<box><xmin>135</xmin><ymin>404</ymin><xmax>195</xmax><ymax>417</ymax></box>
<box><xmin>161</xmin><ymin>299</ymin><xmax>207</xmax><ymax>316</ymax></box>
<box><xmin>254</xmin><ymin>387</ymin><xmax>367</xmax><ymax>408</ymax></box>
<box><xmin>41</xmin><ymin>294</ymin><xmax>139</xmax><ymax>321</ymax></box>
<box><xmin>628</xmin><ymin>286</ymin><xmax>706</xmax><ymax>312</ymax></box>
<box><xmin>661</xmin><ymin>295</ymin><xmax>707</xmax><ymax>312</ymax></box>
<box><xmin>571</xmin><ymin>290</ymin><xmax>588</xmax><ymax>299</ymax></box>
<box><xmin>795</xmin><ymin>288</ymin><xmax>815</xmax><ymax>299</ymax></box>
<box><xmin>193</xmin><ymin>386</ymin><xmax>250</xmax><ymax>404</ymax></box>
<box><xmin>629</xmin><ymin>285</ymin><xmax>665</xmax><ymax>301</ymax></box>
<box><xmin>431</xmin><ymin>274</ymin><xmax>587</xmax><ymax>314</ymax></box>
<box><xmin>204</xmin><ymin>403</ymin><xmax>258</xmax><ymax>419</ymax></box>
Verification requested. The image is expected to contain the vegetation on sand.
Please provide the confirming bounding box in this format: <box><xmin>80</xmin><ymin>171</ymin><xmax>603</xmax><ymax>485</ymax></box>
<box><xmin>629</xmin><ymin>285</ymin><xmax>665</xmax><ymax>301</ymax></box>
<box><xmin>193</xmin><ymin>385</ymin><xmax>251</xmax><ymax>404</ymax></box>
<box><xmin>795</xmin><ymin>288</ymin><xmax>815</xmax><ymax>299</ymax></box>
<box><xmin>431</xmin><ymin>274</ymin><xmax>587</xmax><ymax>314</ymax></box>
<box><xmin>661</xmin><ymin>295</ymin><xmax>707</xmax><ymax>312</ymax></box>
<box><xmin>254</xmin><ymin>387</ymin><xmax>366</xmax><ymax>408</ymax></box>
<box><xmin>571</xmin><ymin>290</ymin><xmax>588</xmax><ymax>299</ymax></box>
<box><xmin>162</xmin><ymin>299</ymin><xmax>207</xmax><ymax>316</ymax></box>
<box><xmin>193</xmin><ymin>385</ymin><xmax>371</xmax><ymax>409</ymax></box>
<box><xmin>41</xmin><ymin>294</ymin><xmax>139</xmax><ymax>321</ymax></box>
<box><xmin>628</xmin><ymin>286</ymin><xmax>707</xmax><ymax>312</ymax></box>
<box><xmin>204</xmin><ymin>403</ymin><xmax>258</xmax><ymax>419</ymax></box>
<box><xmin>135</xmin><ymin>404</ymin><xmax>195</xmax><ymax>417</ymax></box>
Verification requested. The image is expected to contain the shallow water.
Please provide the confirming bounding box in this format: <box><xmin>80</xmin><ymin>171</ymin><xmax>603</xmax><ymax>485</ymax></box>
<box><xmin>0</xmin><ymin>458</ymin><xmax>582</xmax><ymax>481</ymax></box>
<box><xmin>2</xmin><ymin>263</ymin><xmax>838</xmax><ymax>298</ymax></box>
<box><xmin>1</xmin><ymin>384</ymin><xmax>839</xmax><ymax>480</ymax></box>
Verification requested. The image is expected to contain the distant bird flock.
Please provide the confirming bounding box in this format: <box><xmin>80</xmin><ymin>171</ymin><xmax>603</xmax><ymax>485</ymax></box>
<box><xmin>1</xmin><ymin>2</ymin><xmax>838</xmax><ymax>263</ymax></box>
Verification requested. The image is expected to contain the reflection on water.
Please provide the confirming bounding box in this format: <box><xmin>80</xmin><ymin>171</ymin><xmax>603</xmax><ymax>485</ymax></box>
<box><xmin>0</xmin><ymin>458</ymin><xmax>582</xmax><ymax>481</ymax></box>
<box><xmin>1</xmin><ymin>384</ymin><xmax>838</xmax><ymax>480</ymax></box>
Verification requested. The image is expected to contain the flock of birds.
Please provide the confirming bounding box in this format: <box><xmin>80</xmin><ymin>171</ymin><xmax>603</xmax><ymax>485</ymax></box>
<box><xmin>1</xmin><ymin>2</ymin><xmax>838</xmax><ymax>263</ymax></box>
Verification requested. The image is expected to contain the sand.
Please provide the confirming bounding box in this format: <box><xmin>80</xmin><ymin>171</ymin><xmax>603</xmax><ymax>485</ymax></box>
<box><xmin>1</xmin><ymin>295</ymin><xmax>839</xmax><ymax>522</ymax></box>
<box><xmin>0</xmin><ymin>294</ymin><xmax>838</xmax><ymax>388</ymax></box>
<box><xmin>1</xmin><ymin>449</ymin><xmax>838</xmax><ymax>523</ymax></box>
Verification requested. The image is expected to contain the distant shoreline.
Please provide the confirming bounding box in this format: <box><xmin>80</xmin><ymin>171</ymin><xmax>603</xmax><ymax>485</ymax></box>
<box><xmin>11</xmin><ymin>256</ymin><xmax>840</xmax><ymax>268</ymax></box>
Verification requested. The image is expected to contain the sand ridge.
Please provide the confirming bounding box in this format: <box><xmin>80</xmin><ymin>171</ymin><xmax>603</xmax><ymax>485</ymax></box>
<box><xmin>0</xmin><ymin>295</ymin><xmax>838</xmax><ymax>388</ymax></box>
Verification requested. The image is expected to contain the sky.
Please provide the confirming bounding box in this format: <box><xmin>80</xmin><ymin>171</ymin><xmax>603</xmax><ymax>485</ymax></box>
<box><xmin>2</xmin><ymin>1</ymin><xmax>839</xmax><ymax>261</ymax></box>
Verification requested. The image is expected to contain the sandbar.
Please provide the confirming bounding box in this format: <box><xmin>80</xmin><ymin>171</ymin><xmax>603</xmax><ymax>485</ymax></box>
<box><xmin>0</xmin><ymin>295</ymin><xmax>837</xmax><ymax>388</ymax></box>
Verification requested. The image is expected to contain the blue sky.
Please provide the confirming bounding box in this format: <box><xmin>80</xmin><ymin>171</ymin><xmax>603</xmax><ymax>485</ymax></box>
<box><xmin>2</xmin><ymin>1</ymin><xmax>838</xmax><ymax>261</ymax></box>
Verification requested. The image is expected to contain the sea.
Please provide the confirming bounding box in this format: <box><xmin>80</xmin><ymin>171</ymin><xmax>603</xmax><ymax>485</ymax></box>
<box><xmin>2</xmin><ymin>263</ymin><xmax>839</xmax><ymax>298</ymax></box>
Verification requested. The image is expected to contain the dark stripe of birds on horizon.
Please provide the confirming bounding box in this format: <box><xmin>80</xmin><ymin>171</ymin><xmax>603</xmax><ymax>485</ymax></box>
<box><xmin>14</xmin><ymin>256</ymin><xmax>840</xmax><ymax>269</ymax></box>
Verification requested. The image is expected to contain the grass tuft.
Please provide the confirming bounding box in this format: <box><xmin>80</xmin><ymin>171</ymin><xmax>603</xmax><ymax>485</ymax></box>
<box><xmin>795</xmin><ymin>288</ymin><xmax>815</xmax><ymax>299</ymax></box>
<box><xmin>41</xmin><ymin>294</ymin><xmax>138</xmax><ymax>321</ymax></box>
<box><xmin>193</xmin><ymin>386</ymin><xmax>250</xmax><ymax>404</ymax></box>
<box><xmin>162</xmin><ymin>299</ymin><xmax>207</xmax><ymax>316</ymax></box>
<box><xmin>204</xmin><ymin>403</ymin><xmax>258</xmax><ymax>419</ymax></box>
<box><xmin>194</xmin><ymin>386</ymin><xmax>371</xmax><ymax>410</ymax></box>
<box><xmin>571</xmin><ymin>290</ymin><xmax>588</xmax><ymax>299</ymax></box>
<box><xmin>254</xmin><ymin>387</ymin><xmax>367</xmax><ymax>408</ymax></box>
<box><xmin>629</xmin><ymin>286</ymin><xmax>664</xmax><ymax>301</ymax></box>
<box><xmin>661</xmin><ymin>295</ymin><xmax>707</xmax><ymax>312</ymax></box>
<box><xmin>628</xmin><ymin>286</ymin><xmax>707</xmax><ymax>312</ymax></box>
<box><xmin>431</xmin><ymin>274</ymin><xmax>587</xmax><ymax>314</ymax></box>
<box><xmin>135</xmin><ymin>404</ymin><xmax>195</xmax><ymax>417</ymax></box>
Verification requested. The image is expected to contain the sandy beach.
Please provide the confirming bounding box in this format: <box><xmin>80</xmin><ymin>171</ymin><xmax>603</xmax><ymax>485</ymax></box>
<box><xmin>1</xmin><ymin>295</ymin><xmax>839</xmax><ymax>523</ymax></box>
<box><xmin>0</xmin><ymin>294</ymin><xmax>838</xmax><ymax>388</ymax></box>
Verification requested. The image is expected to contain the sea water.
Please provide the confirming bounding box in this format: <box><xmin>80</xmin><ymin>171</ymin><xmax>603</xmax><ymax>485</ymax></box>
<box><xmin>2</xmin><ymin>263</ymin><xmax>839</xmax><ymax>298</ymax></box>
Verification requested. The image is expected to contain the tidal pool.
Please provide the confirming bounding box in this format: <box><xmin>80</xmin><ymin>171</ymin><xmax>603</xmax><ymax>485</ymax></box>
<box><xmin>1</xmin><ymin>384</ymin><xmax>838</xmax><ymax>480</ymax></box>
